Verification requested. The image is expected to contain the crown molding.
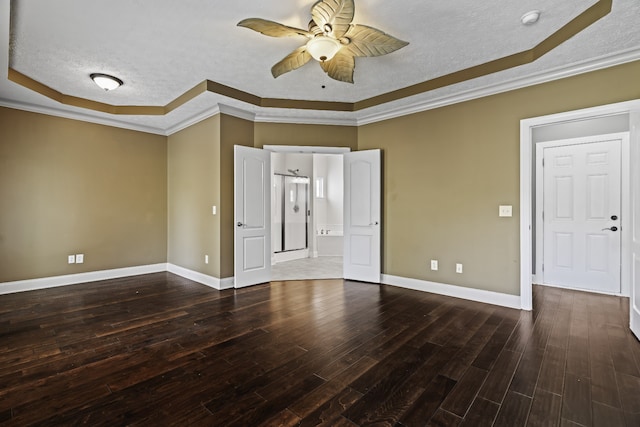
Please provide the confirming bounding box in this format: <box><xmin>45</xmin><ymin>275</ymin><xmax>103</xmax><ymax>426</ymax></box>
<box><xmin>356</xmin><ymin>47</ymin><xmax>640</xmax><ymax>126</ymax></box>
<box><xmin>164</xmin><ymin>105</ymin><xmax>221</xmax><ymax>136</ymax></box>
<box><xmin>219</xmin><ymin>104</ymin><xmax>257</xmax><ymax>122</ymax></box>
<box><xmin>0</xmin><ymin>98</ymin><xmax>167</xmax><ymax>135</ymax></box>
<box><xmin>3</xmin><ymin>48</ymin><xmax>639</xmax><ymax>134</ymax></box>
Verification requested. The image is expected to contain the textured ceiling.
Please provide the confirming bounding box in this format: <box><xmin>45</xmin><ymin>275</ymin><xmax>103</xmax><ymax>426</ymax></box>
<box><xmin>1</xmin><ymin>0</ymin><xmax>639</xmax><ymax>134</ymax></box>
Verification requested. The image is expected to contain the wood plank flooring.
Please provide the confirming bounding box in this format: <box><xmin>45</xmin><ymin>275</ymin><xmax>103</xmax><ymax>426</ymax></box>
<box><xmin>1</xmin><ymin>273</ymin><xmax>639</xmax><ymax>426</ymax></box>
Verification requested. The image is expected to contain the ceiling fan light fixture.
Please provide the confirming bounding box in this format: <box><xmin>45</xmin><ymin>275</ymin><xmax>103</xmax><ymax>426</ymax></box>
<box><xmin>306</xmin><ymin>36</ymin><xmax>341</xmax><ymax>62</ymax></box>
<box><xmin>521</xmin><ymin>10</ymin><xmax>541</xmax><ymax>25</ymax></box>
<box><xmin>90</xmin><ymin>73</ymin><xmax>123</xmax><ymax>91</ymax></box>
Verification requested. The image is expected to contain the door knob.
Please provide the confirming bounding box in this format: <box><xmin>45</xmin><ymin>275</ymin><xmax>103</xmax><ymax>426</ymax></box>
<box><xmin>237</xmin><ymin>222</ymin><xmax>244</xmax><ymax>227</ymax></box>
<box><xmin>611</xmin><ymin>215</ymin><xmax>618</xmax><ymax>220</ymax></box>
<box><xmin>370</xmin><ymin>221</ymin><xmax>379</xmax><ymax>226</ymax></box>
<box><xmin>602</xmin><ymin>226</ymin><xmax>618</xmax><ymax>232</ymax></box>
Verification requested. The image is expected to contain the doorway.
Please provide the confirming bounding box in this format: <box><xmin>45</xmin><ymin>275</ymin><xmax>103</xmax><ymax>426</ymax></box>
<box><xmin>536</xmin><ymin>135</ymin><xmax>624</xmax><ymax>294</ymax></box>
<box><xmin>520</xmin><ymin>101</ymin><xmax>639</xmax><ymax>313</ymax></box>
<box><xmin>270</xmin><ymin>150</ymin><xmax>345</xmax><ymax>280</ymax></box>
<box><xmin>235</xmin><ymin>145</ymin><xmax>382</xmax><ymax>288</ymax></box>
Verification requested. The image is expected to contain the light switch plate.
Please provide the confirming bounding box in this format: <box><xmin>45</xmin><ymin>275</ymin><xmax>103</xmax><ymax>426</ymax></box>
<box><xmin>499</xmin><ymin>205</ymin><xmax>513</xmax><ymax>217</ymax></box>
<box><xmin>76</xmin><ymin>254</ymin><xmax>84</xmax><ymax>264</ymax></box>
<box><xmin>68</xmin><ymin>255</ymin><xmax>75</xmax><ymax>264</ymax></box>
<box><xmin>212</xmin><ymin>205</ymin><xmax>217</xmax><ymax>215</ymax></box>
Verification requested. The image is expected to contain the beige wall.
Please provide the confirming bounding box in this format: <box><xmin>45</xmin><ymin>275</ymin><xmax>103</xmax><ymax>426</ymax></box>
<box><xmin>219</xmin><ymin>114</ymin><xmax>254</xmax><ymax>278</ymax></box>
<box><xmin>0</xmin><ymin>107</ymin><xmax>167</xmax><ymax>283</ymax></box>
<box><xmin>167</xmin><ymin>116</ymin><xmax>221</xmax><ymax>277</ymax></box>
<box><xmin>254</xmin><ymin>122</ymin><xmax>358</xmax><ymax>150</ymax></box>
<box><xmin>167</xmin><ymin>114</ymin><xmax>254</xmax><ymax>279</ymax></box>
<box><xmin>3</xmin><ymin>60</ymin><xmax>639</xmax><ymax>295</ymax></box>
<box><xmin>358</xmin><ymin>60</ymin><xmax>640</xmax><ymax>295</ymax></box>
<box><xmin>163</xmin><ymin>118</ymin><xmax>360</xmax><ymax>280</ymax></box>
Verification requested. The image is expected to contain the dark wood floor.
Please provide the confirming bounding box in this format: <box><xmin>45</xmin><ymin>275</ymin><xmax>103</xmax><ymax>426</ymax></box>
<box><xmin>1</xmin><ymin>273</ymin><xmax>640</xmax><ymax>426</ymax></box>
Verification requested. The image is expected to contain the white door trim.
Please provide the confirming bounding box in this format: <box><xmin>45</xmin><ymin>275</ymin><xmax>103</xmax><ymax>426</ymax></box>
<box><xmin>520</xmin><ymin>99</ymin><xmax>640</xmax><ymax>310</ymax></box>
<box><xmin>534</xmin><ymin>133</ymin><xmax>629</xmax><ymax>295</ymax></box>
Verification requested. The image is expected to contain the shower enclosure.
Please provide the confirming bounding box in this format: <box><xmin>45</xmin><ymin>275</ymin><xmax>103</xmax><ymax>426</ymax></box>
<box><xmin>273</xmin><ymin>173</ymin><xmax>309</xmax><ymax>253</ymax></box>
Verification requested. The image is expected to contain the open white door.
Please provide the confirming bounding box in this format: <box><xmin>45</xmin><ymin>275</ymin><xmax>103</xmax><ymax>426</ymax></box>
<box><xmin>234</xmin><ymin>146</ymin><xmax>271</xmax><ymax>288</ymax></box>
<box><xmin>343</xmin><ymin>149</ymin><xmax>381</xmax><ymax>283</ymax></box>
<box><xmin>630</xmin><ymin>112</ymin><xmax>640</xmax><ymax>339</ymax></box>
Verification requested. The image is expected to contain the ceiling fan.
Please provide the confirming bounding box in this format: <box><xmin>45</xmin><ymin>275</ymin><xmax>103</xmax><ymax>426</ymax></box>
<box><xmin>237</xmin><ymin>0</ymin><xmax>409</xmax><ymax>83</ymax></box>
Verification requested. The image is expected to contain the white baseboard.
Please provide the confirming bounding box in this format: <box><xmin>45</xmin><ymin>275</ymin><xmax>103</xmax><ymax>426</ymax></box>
<box><xmin>219</xmin><ymin>277</ymin><xmax>234</xmax><ymax>290</ymax></box>
<box><xmin>1</xmin><ymin>266</ymin><xmax>521</xmax><ymax>309</ymax></box>
<box><xmin>382</xmin><ymin>274</ymin><xmax>522</xmax><ymax>309</ymax></box>
<box><xmin>166</xmin><ymin>264</ymin><xmax>233</xmax><ymax>290</ymax></box>
<box><xmin>0</xmin><ymin>264</ymin><xmax>167</xmax><ymax>295</ymax></box>
<box><xmin>0</xmin><ymin>263</ymin><xmax>237</xmax><ymax>295</ymax></box>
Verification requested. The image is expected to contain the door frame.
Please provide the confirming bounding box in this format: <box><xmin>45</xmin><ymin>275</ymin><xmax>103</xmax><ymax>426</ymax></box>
<box><xmin>534</xmin><ymin>133</ymin><xmax>629</xmax><ymax>295</ymax></box>
<box><xmin>520</xmin><ymin>99</ymin><xmax>640</xmax><ymax>310</ymax></box>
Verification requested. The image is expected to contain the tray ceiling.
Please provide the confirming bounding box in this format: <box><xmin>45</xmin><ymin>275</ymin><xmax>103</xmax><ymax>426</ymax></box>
<box><xmin>1</xmin><ymin>0</ymin><xmax>639</xmax><ymax>134</ymax></box>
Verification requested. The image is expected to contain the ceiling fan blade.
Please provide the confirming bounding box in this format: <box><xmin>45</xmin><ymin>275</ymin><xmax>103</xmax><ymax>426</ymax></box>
<box><xmin>272</xmin><ymin>46</ymin><xmax>313</xmax><ymax>78</ymax></box>
<box><xmin>319</xmin><ymin>50</ymin><xmax>355</xmax><ymax>83</ymax></box>
<box><xmin>238</xmin><ymin>18</ymin><xmax>312</xmax><ymax>38</ymax></box>
<box><xmin>311</xmin><ymin>0</ymin><xmax>354</xmax><ymax>38</ymax></box>
<box><xmin>344</xmin><ymin>24</ymin><xmax>409</xmax><ymax>57</ymax></box>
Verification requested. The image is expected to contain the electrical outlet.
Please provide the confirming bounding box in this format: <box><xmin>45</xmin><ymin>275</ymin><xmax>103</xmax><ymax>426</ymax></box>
<box><xmin>76</xmin><ymin>254</ymin><xmax>84</xmax><ymax>264</ymax></box>
<box><xmin>205</xmin><ymin>255</ymin><xmax>209</xmax><ymax>264</ymax></box>
<box><xmin>430</xmin><ymin>260</ymin><xmax>438</xmax><ymax>271</ymax></box>
<box><xmin>456</xmin><ymin>263</ymin><xmax>463</xmax><ymax>273</ymax></box>
<box><xmin>68</xmin><ymin>255</ymin><xmax>75</xmax><ymax>264</ymax></box>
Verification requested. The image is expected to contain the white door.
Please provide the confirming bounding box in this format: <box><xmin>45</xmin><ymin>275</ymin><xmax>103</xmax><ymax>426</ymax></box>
<box><xmin>343</xmin><ymin>149</ymin><xmax>381</xmax><ymax>283</ymax></box>
<box><xmin>234</xmin><ymin>146</ymin><xmax>271</xmax><ymax>288</ymax></box>
<box><xmin>630</xmin><ymin>112</ymin><xmax>640</xmax><ymax>339</ymax></box>
<box><xmin>543</xmin><ymin>139</ymin><xmax>621</xmax><ymax>293</ymax></box>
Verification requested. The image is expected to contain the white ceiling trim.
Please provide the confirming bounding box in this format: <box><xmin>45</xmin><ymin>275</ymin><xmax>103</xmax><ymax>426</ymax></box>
<box><xmin>3</xmin><ymin>48</ymin><xmax>638</xmax><ymax>136</ymax></box>
<box><xmin>356</xmin><ymin>47</ymin><xmax>640</xmax><ymax>126</ymax></box>
<box><xmin>164</xmin><ymin>105</ymin><xmax>222</xmax><ymax>136</ymax></box>
<box><xmin>0</xmin><ymin>97</ymin><xmax>168</xmax><ymax>135</ymax></box>
<box><xmin>218</xmin><ymin>104</ymin><xmax>257</xmax><ymax>122</ymax></box>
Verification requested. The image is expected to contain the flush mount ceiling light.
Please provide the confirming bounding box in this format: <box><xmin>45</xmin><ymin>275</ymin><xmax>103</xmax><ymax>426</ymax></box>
<box><xmin>521</xmin><ymin>10</ymin><xmax>541</xmax><ymax>25</ymax></box>
<box><xmin>90</xmin><ymin>73</ymin><xmax>123</xmax><ymax>91</ymax></box>
<box><xmin>237</xmin><ymin>0</ymin><xmax>408</xmax><ymax>83</ymax></box>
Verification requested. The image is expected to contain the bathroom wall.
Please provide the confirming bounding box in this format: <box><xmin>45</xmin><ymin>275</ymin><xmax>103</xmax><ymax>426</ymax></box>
<box><xmin>313</xmin><ymin>154</ymin><xmax>343</xmax><ymax>233</ymax></box>
<box><xmin>312</xmin><ymin>154</ymin><xmax>344</xmax><ymax>257</ymax></box>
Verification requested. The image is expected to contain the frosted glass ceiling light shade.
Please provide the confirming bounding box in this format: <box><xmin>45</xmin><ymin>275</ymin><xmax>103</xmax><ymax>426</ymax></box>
<box><xmin>306</xmin><ymin>37</ymin><xmax>341</xmax><ymax>62</ymax></box>
<box><xmin>90</xmin><ymin>73</ymin><xmax>123</xmax><ymax>91</ymax></box>
<box><xmin>521</xmin><ymin>10</ymin><xmax>541</xmax><ymax>25</ymax></box>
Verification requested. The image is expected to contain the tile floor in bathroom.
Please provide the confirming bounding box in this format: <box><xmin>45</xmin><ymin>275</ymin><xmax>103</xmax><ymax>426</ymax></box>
<box><xmin>271</xmin><ymin>256</ymin><xmax>343</xmax><ymax>281</ymax></box>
